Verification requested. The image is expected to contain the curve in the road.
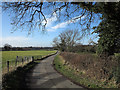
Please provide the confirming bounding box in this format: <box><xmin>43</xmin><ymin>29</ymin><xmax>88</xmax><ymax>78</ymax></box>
<box><xmin>25</xmin><ymin>54</ymin><xmax>86</xmax><ymax>89</ymax></box>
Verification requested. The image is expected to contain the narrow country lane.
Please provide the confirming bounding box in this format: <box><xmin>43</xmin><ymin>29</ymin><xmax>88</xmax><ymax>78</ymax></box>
<box><xmin>26</xmin><ymin>54</ymin><xmax>86</xmax><ymax>89</ymax></box>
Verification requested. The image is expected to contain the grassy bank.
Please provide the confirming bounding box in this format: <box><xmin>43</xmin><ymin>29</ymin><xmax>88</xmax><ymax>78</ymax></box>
<box><xmin>54</xmin><ymin>54</ymin><xmax>119</xmax><ymax>88</ymax></box>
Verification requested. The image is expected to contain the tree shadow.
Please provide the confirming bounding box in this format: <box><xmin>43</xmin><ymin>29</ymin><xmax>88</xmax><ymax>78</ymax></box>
<box><xmin>26</xmin><ymin>72</ymin><xmax>68</xmax><ymax>89</ymax></box>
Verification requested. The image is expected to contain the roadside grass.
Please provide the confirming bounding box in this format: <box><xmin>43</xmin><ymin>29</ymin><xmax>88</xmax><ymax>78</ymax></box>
<box><xmin>114</xmin><ymin>53</ymin><xmax>120</xmax><ymax>57</ymax></box>
<box><xmin>2</xmin><ymin>50</ymin><xmax>56</xmax><ymax>68</ymax></box>
<box><xmin>54</xmin><ymin>55</ymin><xmax>119</xmax><ymax>88</ymax></box>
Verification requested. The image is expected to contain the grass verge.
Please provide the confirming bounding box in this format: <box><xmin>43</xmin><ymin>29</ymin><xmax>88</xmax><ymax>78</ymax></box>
<box><xmin>53</xmin><ymin>55</ymin><xmax>119</xmax><ymax>88</ymax></box>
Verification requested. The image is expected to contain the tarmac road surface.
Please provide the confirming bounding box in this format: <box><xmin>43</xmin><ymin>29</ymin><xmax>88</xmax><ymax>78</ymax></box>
<box><xmin>26</xmin><ymin>54</ymin><xmax>86</xmax><ymax>89</ymax></box>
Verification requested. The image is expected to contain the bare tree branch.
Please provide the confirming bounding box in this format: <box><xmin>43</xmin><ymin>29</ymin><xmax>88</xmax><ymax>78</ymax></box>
<box><xmin>2</xmin><ymin>2</ymin><xmax>101</xmax><ymax>35</ymax></box>
<box><xmin>53</xmin><ymin>29</ymin><xmax>82</xmax><ymax>51</ymax></box>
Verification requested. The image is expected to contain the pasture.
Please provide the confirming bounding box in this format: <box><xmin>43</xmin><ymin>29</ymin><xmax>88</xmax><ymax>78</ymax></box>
<box><xmin>1</xmin><ymin>50</ymin><xmax>56</xmax><ymax>73</ymax></box>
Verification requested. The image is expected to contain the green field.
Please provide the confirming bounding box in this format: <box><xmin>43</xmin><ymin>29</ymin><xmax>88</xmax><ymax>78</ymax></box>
<box><xmin>1</xmin><ymin>50</ymin><xmax>56</xmax><ymax>69</ymax></box>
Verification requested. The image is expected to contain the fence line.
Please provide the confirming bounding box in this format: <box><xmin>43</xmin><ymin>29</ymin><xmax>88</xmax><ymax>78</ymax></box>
<box><xmin>3</xmin><ymin>55</ymin><xmax>42</xmax><ymax>74</ymax></box>
<box><xmin>3</xmin><ymin>51</ymin><xmax>58</xmax><ymax>74</ymax></box>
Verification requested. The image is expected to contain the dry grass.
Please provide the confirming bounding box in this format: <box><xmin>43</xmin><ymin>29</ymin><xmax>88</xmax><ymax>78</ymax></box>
<box><xmin>60</xmin><ymin>52</ymin><xmax>120</xmax><ymax>87</ymax></box>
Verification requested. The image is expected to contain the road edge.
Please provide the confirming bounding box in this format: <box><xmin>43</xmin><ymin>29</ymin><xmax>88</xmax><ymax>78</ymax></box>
<box><xmin>52</xmin><ymin>54</ymin><xmax>90</xmax><ymax>90</ymax></box>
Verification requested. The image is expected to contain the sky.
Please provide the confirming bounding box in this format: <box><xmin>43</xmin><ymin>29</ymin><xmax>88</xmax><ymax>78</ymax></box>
<box><xmin>1</xmin><ymin>2</ymin><xmax>101</xmax><ymax>47</ymax></box>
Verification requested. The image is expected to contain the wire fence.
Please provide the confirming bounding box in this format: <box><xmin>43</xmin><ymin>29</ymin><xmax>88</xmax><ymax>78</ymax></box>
<box><xmin>2</xmin><ymin>55</ymin><xmax>42</xmax><ymax>75</ymax></box>
<box><xmin>2</xmin><ymin>51</ymin><xmax>58</xmax><ymax>75</ymax></box>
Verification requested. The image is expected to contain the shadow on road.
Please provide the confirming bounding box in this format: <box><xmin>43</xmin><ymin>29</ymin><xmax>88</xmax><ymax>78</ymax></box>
<box><xmin>26</xmin><ymin>72</ymin><xmax>67</xmax><ymax>89</ymax></box>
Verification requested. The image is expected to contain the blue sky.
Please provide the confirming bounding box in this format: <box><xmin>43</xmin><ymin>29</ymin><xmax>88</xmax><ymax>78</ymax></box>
<box><xmin>1</xmin><ymin>3</ymin><xmax>100</xmax><ymax>47</ymax></box>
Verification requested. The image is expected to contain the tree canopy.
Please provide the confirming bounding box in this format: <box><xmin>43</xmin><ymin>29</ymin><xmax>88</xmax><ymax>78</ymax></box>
<box><xmin>2</xmin><ymin>2</ymin><xmax>99</xmax><ymax>34</ymax></box>
<box><xmin>4</xmin><ymin>44</ymin><xmax>12</xmax><ymax>51</ymax></box>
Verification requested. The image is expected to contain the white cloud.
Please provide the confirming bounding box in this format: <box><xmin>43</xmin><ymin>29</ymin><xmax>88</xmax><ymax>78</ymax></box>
<box><xmin>0</xmin><ymin>36</ymin><xmax>32</xmax><ymax>47</ymax></box>
<box><xmin>46</xmin><ymin>13</ymin><xmax>57</xmax><ymax>27</ymax></box>
<box><xmin>48</xmin><ymin>15</ymin><xmax>86</xmax><ymax>32</ymax></box>
<box><xmin>2</xmin><ymin>36</ymin><xmax>30</xmax><ymax>41</ymax></box>
<box><xmin>47</xmin><ymin>29</ymin><xmax>56</xmax><ymax>32</ymax></box>
<box><xmin>41</xmin><ymin>13</ymin><xmax>57</xmax><ymax>28</ymax></box>
<box><xmin>1</xmin><ymin>36</ymin><xmax>51</xmax><ymax>47</ymax></box>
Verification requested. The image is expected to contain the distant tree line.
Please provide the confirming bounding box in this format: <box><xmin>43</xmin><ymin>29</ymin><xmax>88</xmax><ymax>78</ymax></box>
<box><xmin>72</xmin><ymin>45</ymin><xmax>96</xmax><ymax>53</ymax></box>
<box><xmin>2</xmin><ymin>44</ymin><xmax>54</xmax><ymax>51</ymax></box>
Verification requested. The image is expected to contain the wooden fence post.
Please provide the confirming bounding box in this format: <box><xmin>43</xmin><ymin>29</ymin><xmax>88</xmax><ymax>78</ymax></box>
<box><xmin>32</xmin><ymin>56</ymin><xmax>34</xmax><ymax>62</ymax></box>
<box><xmin>25</xmin><ymin>57</ymin><xmax>27</xmax><ymax>62</ymax></box>
<box><xmin>27</xmin><ymin>57</ymin><xmax>29</xmax><ymax>62</ymax></box>
<box><xmin>15</xmin><ymin>56</ymin><xmax>18</xmax><ymax>66</ymax></box>
<box><xmin>31</xmin><ymin>57</ymin><xmax>32</xmax><ymax>61</ymax></box>
<box><xmin>22</xmin><ymin>58</ymin><xmax>24</xmax><ymax>65</ymax></box>
<box><xmin>24</xmin><ymin>56</ymin><xmax>26</xmax><ymax>63</ymax></box>
<box><xmin>7</xmin><ymin>61</ymin><xmax>9</xmax><ymax>72</ymax></box>
<box><xmin>26</xmin><ymin>57</ymin><xmax>28</xmax><ymax>62</ymax></box>
<box><xmin>28</xmin><ymin>57</ymin><xmax>29</xmax><ymax>62</ymax></box>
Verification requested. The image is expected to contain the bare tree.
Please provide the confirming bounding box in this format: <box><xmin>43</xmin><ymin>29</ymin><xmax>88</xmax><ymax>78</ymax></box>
<box><xmin>88</xmin><ymin>38</ymin><xmax>98</xmax><ymax>45</ymax></box>
<box><xmin>53</xmin><ymin>29</ymin><xmax>82</xmax><ymax>52</ymax></box>
<box><xmin>53</xmin><ymin>37</ymin><xmax>60</xmax><ymax>48</ymax></box>
<box><xmin>2</xmin><ymin>2</ymin><xmax>98</xmax><ymax>35</ymax></box>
